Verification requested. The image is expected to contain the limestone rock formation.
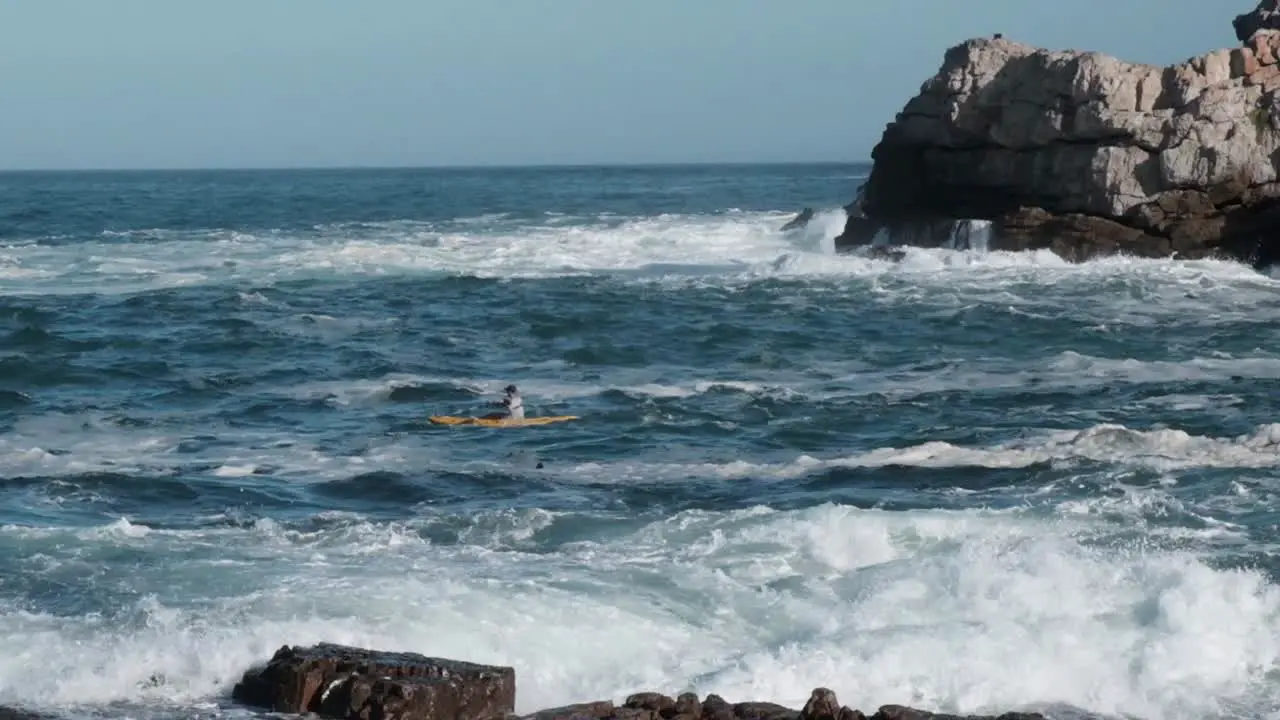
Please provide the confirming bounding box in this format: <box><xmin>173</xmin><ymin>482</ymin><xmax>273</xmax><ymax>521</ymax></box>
<box><xmin>836</xmin><ymin>8</ymin><xmax>1280</xmax><ymax>269</ymax></box>
<box><xmin>231</xmin><ymin>642</ymin><xmax>516</xmax><ymax>720</ymax></box>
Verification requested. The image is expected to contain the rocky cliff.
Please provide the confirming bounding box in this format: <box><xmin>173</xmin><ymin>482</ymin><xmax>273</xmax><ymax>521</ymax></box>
<box><xmin>837</xmin><ymin>0</ymin><xmax>1280</xmax><ymax>268</ymax></box>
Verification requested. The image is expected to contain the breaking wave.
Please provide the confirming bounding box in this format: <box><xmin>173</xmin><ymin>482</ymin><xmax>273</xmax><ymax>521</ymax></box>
<box><xmin>2</xmin><ymin>208</ymin><xmax>1276</xmax><ymax>298</ymax></box>
<box><xmin>1</xmin><ymin>502</ymin><xmax>1278</xmax><ymax>720</ymax></box>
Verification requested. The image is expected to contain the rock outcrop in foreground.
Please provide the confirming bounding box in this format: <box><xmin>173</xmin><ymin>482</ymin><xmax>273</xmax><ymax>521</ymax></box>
<box><xmin>232</xmin><ymin>643</ymin><xmax>515</xmax><ymax>719</ymax></box>
<box><xmin>232</xmin><ymin>643</ymin><xmax>1046</xmax><ymax>720</ymax></box>
<box><xmin>836</xmin><ymin>0</ymin><xmax>1280</xmax><ymax>268</ymax></box>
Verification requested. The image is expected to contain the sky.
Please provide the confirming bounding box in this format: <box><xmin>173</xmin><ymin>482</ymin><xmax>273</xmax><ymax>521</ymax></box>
<box><xmin>0</xmin><ymin>0</ymin><xmax>1239</xmax><ymax>170</ymax></box>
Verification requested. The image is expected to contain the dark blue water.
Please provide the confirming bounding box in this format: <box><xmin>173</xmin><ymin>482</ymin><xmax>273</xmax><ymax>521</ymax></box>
<box><xmin>2</xmin><ymin>164</ymin><xmax>1280</xmax><ymax>720</ymax></box>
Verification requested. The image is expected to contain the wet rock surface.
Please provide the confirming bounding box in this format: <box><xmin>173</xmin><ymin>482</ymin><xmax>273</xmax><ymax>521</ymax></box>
<box><xmin>231</xmin><ymin>642</ymin><xmax>516</xmax><ymax>720</ymax></box>
<box><xmin>0</xmin><ymin>708</ymin><xmax>53</xmax><ymax>720</ymax></box>
<box><xmin>231</xmin><ymin>646</ymin><xmax>1047</xmax><ymax>720</ymax></box>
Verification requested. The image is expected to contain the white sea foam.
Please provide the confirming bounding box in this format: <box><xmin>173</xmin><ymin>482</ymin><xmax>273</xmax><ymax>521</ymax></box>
<box><xmin>270</xmin><ymin>348</ymin><xmax>1280</xmax><ymax>412</ymax></box>
<box><xmin>0</xmin><ymin>503</ymin><xmax>1277</xmax><ymax>720</ymax></box>
<box><xmin>278</xmin><ymin>372</ymin><xmax>792</xmax><ymax>407</ymax></box>
<box><xmin>1</xmin><ymin>211</ymin><xmax>817</xmax><ymax>295</ymax></box>
<box><xmin>5</xmin><ymin>403</ymin><xmax>1279</xmax><ymax>492</ymax></box>
<box><xmin>556</xmin><ymin>422</ymin><xmax>1280</xmax><ymax>487</ymax></box>
<box><xmin>3</xmin><ymin>209</ymin><xmax>1278</xmax><ymax>311</ymax></box>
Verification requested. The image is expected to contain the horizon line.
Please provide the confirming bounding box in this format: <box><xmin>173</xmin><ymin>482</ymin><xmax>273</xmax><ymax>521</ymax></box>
<box><xmin>0</xmin><ymin>157</ymin><xmax>873</xmax><ymax>174</ymax></box>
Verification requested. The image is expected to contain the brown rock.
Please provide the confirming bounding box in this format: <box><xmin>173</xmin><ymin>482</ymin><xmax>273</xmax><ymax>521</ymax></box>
<box><xmin>613</xmin><ymin>710</ymin><xmax>661</xmax><ymax>720</ymax></box>
<box><xmin>1257</xmin><ymin>65</ymin><xmax>1280</xmax><ymax>90</ymax></box>
<box><xmin>701</xmin><ymin>694</ymin><xmax>735</xmax><ymax>720</ymax></box>
<box><xmin>990</xmin><ymin>207</ymin><xmax>1170</xmax><ymax>261</ymax></box>
<box><xmin>870</xmin><ymin>707</ymin><xmax>1045</xmax><ymax>720</ymax></box>
<box><xmin>230</xmin><ymin>642</ymin><xmax>516</xmax><ymax>720</ymax></box>
<box><xmin>800</xmin><ymin>688</ymin><xmax>842</xmax><ymax>720</ymax></box>
<box><xmin>226</xmin><ymin>647</ymin><xmax>1056</xmax><ymax>720</ymax></box>
<box><xmin>1233</xmin><ymin>46</ymin><xmax>1260</xmax><ymax>77</ymax></box>
<box><xmin>870</xmin><ymin>709</ymin><xmax>930</xmax><ymax>720</ymax></box>
<box><xmin>672</xmin><ymin>693</ymin><xmax>703</xmax><ymax>720</ymax></box>
<box><xmin>626</xmin><ymin>693</ymin><xmax>677</xmax><ymax>714</ymax></box>
<box><xmin>732</xmin><ymin>702</ymin><xmax>800</xmax><ymax>720</ymax></box>
<box><xmin>1250</xmin><ymin>29</ymin><xmax>1280</xmax><ymax>65</ymax></box>
<box><xmin>524</xmin><ymin>701</ymin><xmax>616</xmax><ymax>720</ymax></box>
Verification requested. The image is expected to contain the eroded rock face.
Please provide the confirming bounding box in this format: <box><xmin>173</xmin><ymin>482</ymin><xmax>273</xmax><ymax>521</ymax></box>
<box><xmin>838</xmin><ymin>17</ymin><xmax>1280</xmax><ymax>268</ymax></box>
<box><xmin>1236</xmin><ymin>0</ymin><xmax>1280</xmax><ymax>43</ymax></box>
<box><xmin>230</xmin><ymin>642</ymin><xmax>516</xmax><ymax>720</ymax></box>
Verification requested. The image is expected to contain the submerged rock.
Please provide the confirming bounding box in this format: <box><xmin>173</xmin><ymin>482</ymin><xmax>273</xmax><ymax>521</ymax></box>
<box><xmin>780</xmin><ymin>208</ymin><xmax>816</xmax><ymax>231</ymax></box>
<box><xmin>837</xmin><ymin>2</ymin><xmax>1280</xmax><ymax>269</ymax></box>
<box><xmin>231</xmin><ymin>642</ymin><xmax>516</xmax><ymax>720</ymax></box>
<box><xmin>0</xmin><ymin>708</ymin><xmax>53</xmax><ymax>720</ymax></box>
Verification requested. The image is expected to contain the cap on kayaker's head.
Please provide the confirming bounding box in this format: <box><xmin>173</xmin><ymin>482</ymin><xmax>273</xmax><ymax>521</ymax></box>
<box><xmin>504</xmin><ymin>384</ymin><xmax>518</xmax><ymax>394</ymax></box>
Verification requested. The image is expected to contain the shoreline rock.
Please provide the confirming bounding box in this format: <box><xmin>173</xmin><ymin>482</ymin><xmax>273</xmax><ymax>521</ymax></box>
<box><xmin>230</xmin><ymin>643</ymin><xmax>1048</xmax><ymax>720</ymax></box>
<box><xmin>231</xmin><ymin>642</ymin><xmax>516</xmax><ymax>720</ymax></box>
<box><xmin>781</xmin><ymin>208</ymin><xmax>816</xmax><ymax>231</ymax></box>
<box><xmin>0</xmin><ymin>708</ymin><xmax>48</xmax><ymax>720</ymax></box>
<box><xmin>836</xmin><ymin>0</ymin><xmax>1280</xmax><ymax>269</ymax></box>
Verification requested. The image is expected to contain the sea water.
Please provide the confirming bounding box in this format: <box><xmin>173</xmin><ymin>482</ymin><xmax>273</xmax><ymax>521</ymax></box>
<box><xmin>1</xmin><ymin>164</ymin><xmax>1279</xmax><ymax>720</ymax></box>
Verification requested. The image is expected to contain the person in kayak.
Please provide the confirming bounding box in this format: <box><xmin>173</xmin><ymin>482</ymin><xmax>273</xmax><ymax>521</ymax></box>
<box><xmin>480</xmin><ymin>384</ymin><xmax>525</xmax><ymax>421</ymax></box>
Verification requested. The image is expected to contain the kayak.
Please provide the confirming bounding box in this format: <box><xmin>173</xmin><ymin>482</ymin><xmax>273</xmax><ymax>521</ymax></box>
<box><xmin>427</xmin><ymin>415</ymin><xmax>579</xmax><ymax>427</ymax></box>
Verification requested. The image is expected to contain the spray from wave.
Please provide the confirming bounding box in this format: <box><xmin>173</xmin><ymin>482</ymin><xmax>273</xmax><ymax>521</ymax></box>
<box><xmin>3</xmin><ymin>206</ymin><xmax>1274</xmax><ymax>298</ymax></box>
<box><xmin>1</xmin><ymin>502</ymin><xmax>1279</xmax><ymax>720</ymax></box>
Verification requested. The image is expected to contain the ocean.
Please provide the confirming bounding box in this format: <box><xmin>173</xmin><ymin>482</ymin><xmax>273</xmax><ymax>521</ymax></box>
<box><xmin>2</xmin><ymin>163</ymin><xmax>1280</xmax><ymax>720</ymax></box>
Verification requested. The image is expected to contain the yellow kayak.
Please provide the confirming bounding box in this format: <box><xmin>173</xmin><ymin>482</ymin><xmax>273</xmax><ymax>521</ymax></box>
<box><xmin>428</xmin><ymin>415</ymin><xmax>579</xmax><ymax>427</ymax></box>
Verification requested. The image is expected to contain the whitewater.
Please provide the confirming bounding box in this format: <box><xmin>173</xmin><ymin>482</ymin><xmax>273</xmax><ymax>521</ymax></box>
<box><xmin>1</xmin><ymin>164</ymin><xmax>1279</xmax><ymax>720</ymax></box>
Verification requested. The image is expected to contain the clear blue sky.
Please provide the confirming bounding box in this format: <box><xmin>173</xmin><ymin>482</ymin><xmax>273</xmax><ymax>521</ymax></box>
<box><xmin>0</xmin><ymin>0</ymin><xmax>1236</xmax><ymax>170</ymax></box>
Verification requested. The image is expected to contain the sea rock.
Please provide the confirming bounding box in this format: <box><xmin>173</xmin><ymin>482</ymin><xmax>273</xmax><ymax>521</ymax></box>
<box><xmin>525</xmin><ymin>688</ymin><xmax>1043</xmax><ymax>720</ymax></box>
<box><xmin>800</xmin><ymin>688</ymin><xmax>844</xmax><ymax>720</ymax></box>
<box><xmin>230</xmin><ymin>644</ymin><xmax>1049</xmax><ymax>720</ymax></box>
<box><xmin>837</xmin><ymin>4</ymin><xmax>1280</xmax><ymax>269</ymax></box>
<box><xmin>781</xmin><ymin>208</ymin><xmax>816</xmax><ymax>231</ymax></box>
<box><xmin>1236</xmin><ymin>0</ymin><xmax>1280</xmax><ymax>43</ymax></box>
<box><xmin>612</xmin><ymin>690</ymin><xmax>701</xmax><ymax>720</ymax></box>
<box><xmin>869</xmin><ymin>708</ymin><xmax>1046</xmax><ymax>720</ymax></box>
<box><xmin>625</xmin><ymin>692</ymin><xmax>677</xmax><ymax>714</ymax></box>
<box><xmin>731</xmin><ymin>702</ymin><xmax>799</xmax><ymax>720</ymax></box>
<box><xmin>230</xmin><ymin>642</ymin><xmax>516</xmax><ymax>720</ymax></box>
<box><xmin>0</xmin><ymin>707</ymin><xmax>53</xmax><ymax>720</ymax></box>
<box><xmin>526</xmin><ymin>700</ymin><xmax>618</xmax><ymax>720</ymax></box>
